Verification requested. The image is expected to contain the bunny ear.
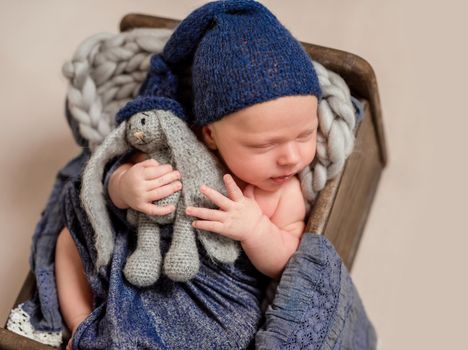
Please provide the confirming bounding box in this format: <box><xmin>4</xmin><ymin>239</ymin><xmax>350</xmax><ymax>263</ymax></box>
<box><xmin>80</xmin><ymin>122</ymin><xmax>130</xmax><ymax>270</ymax></box>
<box><xmin>157</xmin><ymin>110</ymin><xmax>240</xmax><ymax>263</ymax></box>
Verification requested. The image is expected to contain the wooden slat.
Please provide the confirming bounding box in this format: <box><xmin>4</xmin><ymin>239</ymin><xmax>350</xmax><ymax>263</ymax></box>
<box><xmin>322</xmin><ymin>101</ymin><xmax>382</xmax><ymax>270</ymax></box>
<box><xmin>120</xmin><ymin>13</ymin><xmax>179</xmax><ymax>31</ymax></box>
<box><xmin>305</xmin><ymin>101</ymin><xmax>380</xmax><ymax>269</ymax></box>
<box><xmin>3</xmin><ymin>271</ymin><xmax>35</xmax><ymax>329</ymax></box>
<box><xmin>0</xmin><ymin>328</ymin><xmax>56</xmax><ymax>350</ymax></box>
<box><xmin>13</xmin><ymin>271</ymin><xmax>36</xmax><ymax>309</ymax></box>
<box><xmin>305</xmin><ymin>173</ymin><xmax>342</xmax><ymax>235</ymax></box>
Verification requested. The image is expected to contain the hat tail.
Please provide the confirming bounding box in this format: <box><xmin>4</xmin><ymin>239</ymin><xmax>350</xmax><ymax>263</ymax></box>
<box><xmin>162</xmin><ymin>0</ymin><xmax>262</xmax><ymax>67</ymax></box>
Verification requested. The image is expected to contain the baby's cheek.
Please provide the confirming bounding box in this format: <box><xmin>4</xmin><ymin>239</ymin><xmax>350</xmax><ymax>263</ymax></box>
<box><xmin>229</xmin><ymin>163</ymin><xmax>258</xmax><ymax>184</ymax></box>
<box><xmin>304</xmin><ymin>140</ymin><xmax>317</xmax><ymax>164</ymax></box>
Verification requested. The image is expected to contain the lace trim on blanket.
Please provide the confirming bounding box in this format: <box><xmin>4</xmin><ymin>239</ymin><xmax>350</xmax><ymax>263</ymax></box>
<box><xmin>6</xmin><ymin>303</ymin><xmax>63</xmax><ymax>347</ymax></box>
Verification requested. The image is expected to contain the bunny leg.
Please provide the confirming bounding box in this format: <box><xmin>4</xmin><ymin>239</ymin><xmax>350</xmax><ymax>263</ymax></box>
<box><xmin>123</xmin><ymin>214</ymin><xmax>162</xmax><ymax>287</ymax></box>
<box><xmin>163</xmin><ymin>206</ymin><xmax>200</xmax><ymax>282</ymax></box>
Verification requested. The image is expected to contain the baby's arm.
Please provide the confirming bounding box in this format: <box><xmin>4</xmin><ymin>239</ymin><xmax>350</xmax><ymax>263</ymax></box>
<box><xmin>55</xmin><ymin>227</ymin><xmax>93</xmax><ymax>347</ymax></box>
<box><xmin>108</xmin><ymin>152</ymin><xmax>183</xmax><ymax>216</ymax></box>
<box><xmin>241</xmin><ymin>177</ymin><xmax>306</xmax><ymax>279</ymax></box>
<box><xmin>186</xmin><ymin>174</ymin><xmax>306</xmax><ymax>279</ymax></box>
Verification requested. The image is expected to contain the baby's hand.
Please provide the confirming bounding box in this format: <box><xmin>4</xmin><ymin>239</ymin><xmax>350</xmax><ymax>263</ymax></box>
<box><xmin>186</xmin><ymin>174</ymin><xmax>265</xmax><ymax>243</ymax></box>
<box><xmin>111</xmin><ymin>156</ymin><xmax>182</xmax><ymax>216</ymax></box>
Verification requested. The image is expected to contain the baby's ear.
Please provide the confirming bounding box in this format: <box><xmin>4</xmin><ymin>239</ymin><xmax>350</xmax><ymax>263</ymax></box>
<box><xmin>201</xmin><ymin>125</ymin><xmax>217</xmax><ymax>150</ymax></box>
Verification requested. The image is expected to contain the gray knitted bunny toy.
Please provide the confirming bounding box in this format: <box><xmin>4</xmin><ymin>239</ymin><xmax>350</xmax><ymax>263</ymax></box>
<box><xmin>80</xmin><ymin>97</ymin><xmax>240</xmax><ymax>286</ymax></box>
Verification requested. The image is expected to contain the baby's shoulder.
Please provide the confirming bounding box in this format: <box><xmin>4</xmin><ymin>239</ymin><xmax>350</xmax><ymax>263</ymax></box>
<box><xmin>277</xmin><ymin>176</ymin><xmax>305</xmax><ymax>214</ymax></box>
<box><xmin>269</xmin><ymin>176</ymin><xmax>306</xmax><ymax>232</ymax></box>
<box><xmin>250</xmin><ymin>186</ymin><xmax>282</xmax><ymax>219</ymax></box>
<box><xmin>249</xmin><ymin>176</ymin><xmax>305</xmax><ymax>221</ymax></box>
<box><xmin>280</xmin><ymin>174</ymin><xmax>302</xmax><ymax>194</ymax></box>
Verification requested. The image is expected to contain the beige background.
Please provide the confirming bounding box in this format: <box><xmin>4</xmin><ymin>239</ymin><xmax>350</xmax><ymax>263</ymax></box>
<box><xmin>1</xmin><ymin>1</ymin><xmax>467</xmax><ymax>349</ymax></box>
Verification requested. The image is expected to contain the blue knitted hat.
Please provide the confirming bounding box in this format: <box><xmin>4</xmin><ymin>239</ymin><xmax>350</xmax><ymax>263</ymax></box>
<box><xmin>118</xmin><ymin>0</ymin><xmax>321</xmax><ymax>126</ymax></box>
<box><xmin>167</xmin><ymin>0</ymin><xmax>322</xmax><ymax>126</ymax></box>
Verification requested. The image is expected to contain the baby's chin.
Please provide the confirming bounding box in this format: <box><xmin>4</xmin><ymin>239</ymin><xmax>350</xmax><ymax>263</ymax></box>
<box><xmin>232</xmin><ymin>173</ymin><xmax>290</xmax><ymax>193</ymax></box>
<box><xmin>246</xmin><ymin>178</ymin><xmax>288</xmax><ymax>193</ymax></box>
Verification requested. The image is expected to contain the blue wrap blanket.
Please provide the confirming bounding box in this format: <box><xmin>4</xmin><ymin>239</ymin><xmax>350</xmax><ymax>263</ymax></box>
<box><xmin>10</xmin><ymin>98</ymin><xmax>377</xmax><ymax>349</ymax></box>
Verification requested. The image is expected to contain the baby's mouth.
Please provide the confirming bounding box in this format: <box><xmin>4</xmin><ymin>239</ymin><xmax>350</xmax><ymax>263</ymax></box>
<box><xmin>270</xmin><ymin>173</ymin><xmax>293</xmax><ymax>184</ymax></box>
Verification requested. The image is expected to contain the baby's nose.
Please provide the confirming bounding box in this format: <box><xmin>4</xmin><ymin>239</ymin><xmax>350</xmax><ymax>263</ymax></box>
<box><xmin>277</xmin><ymin>142</ymin><xmax>300</xmax><ymax>166</ymax></box>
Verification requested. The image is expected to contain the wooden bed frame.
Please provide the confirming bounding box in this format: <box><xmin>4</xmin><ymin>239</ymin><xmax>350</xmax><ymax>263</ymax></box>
<box><xmin>0</xmin><ymin>14</ymin><xmax>387</xmax><ymax>349</ymax></box>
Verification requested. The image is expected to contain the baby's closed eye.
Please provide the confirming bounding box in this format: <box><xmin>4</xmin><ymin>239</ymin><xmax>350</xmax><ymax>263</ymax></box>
<box><xmin>297</xmin><ymin>129</ymin><xmax>315</xmax><ymax>141</ymax></box>
<box><xmin>250</xmin><ymin>143</ymin><xmax>275</xmax><ymax>149</ymax></box>
<box><xmin>246</xmin><ymin>128</ymin><xmax>316</xmax><ymax>149</ymax></box>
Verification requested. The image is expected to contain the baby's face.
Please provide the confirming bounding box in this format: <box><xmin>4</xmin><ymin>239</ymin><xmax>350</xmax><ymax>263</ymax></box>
<box><xmin>202</xmin><ymin>95</ymin><xmax>318</xmax><ymax>192</ymax></box>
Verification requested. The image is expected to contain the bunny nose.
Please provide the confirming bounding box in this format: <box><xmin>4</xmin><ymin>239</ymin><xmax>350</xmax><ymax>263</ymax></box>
<box><xmin>133</xmin><ymin>131</ymin><xmax>145</xmax><ymax>141</ymax></box>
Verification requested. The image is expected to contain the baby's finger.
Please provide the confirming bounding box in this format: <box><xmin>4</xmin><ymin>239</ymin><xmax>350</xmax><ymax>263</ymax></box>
<box><xmin>143</xmin><ymin>164</ymin><xmax>174</xmax><ymax>180</ymax></box>
<box><xmin>199</xmin><ymin>185</ymin><xmax>232</xmax><ymax>210</ymax></box>
<box><xmin>141</xmin><ymin>203</ymin><xmax>176</xmax><ymax>216</ymax></box>
<box><xmin>146</xmin><ymin>182</ymin><xmax>182</xmax><ymax>202</ymax></box>
<box><xmin>140</xmin><ymin>158</ymin><xmax>161</xmax><ymax>168</ymax></box>
<box><xmin>146</xmin><ymin>171</ymin><xmax>181</xmax><ymax>190</ymax></box>
<box><xmin>186</xmin><ymin>206</ymin><xmax>226</xmax><ymax>222</ymax></box>
<box><xmin>223</xmin><ymin>174</ymin><xmax>243</xmax><ymax>201</ymax></box>
<box><xmin>192</xmin><ymin>220</ymin><xmax>225</xmax><ymax>234</ymax></box>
